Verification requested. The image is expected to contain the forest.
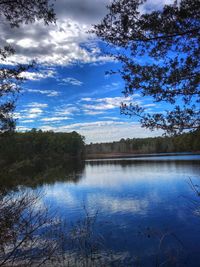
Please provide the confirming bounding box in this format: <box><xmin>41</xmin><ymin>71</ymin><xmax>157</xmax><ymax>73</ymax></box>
<box><xmin>1</xmin><ymin>129</ymin><xmax>199</xmax><ymax>164</ymax></box>
<box><xmin>0</xmin><ymin>129</ymin><xmax>85</xmax><ymax>163</ymax></box>
<box><xmin>86</xmin><ymin>129</ymin><xmax>200</xmax><ymax>158</ymax></box>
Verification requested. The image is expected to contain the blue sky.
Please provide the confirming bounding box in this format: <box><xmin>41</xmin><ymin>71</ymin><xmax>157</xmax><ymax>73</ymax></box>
<box><xmin>1</xmin><ymin>0</ymin><xmax>174</xmax><ymax>143</ymax></box>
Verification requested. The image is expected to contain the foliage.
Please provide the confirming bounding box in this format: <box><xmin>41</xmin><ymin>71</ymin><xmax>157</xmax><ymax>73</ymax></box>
<box><xmin>0</xmin><ymin>190</ymin><xmax>60</xmax><ymax>267</ymax></box>
<box><xmin>86</xmin><ymin>129</ymin><xmax>200</xmax><ymax>156</ymax></box>
<box><xmin>0</xmin><ymin>0</ymin><xmax>55</xmax><ymax>28</ymax></box>
<box><xmin>0</xmin><ymin>48</ymin><xmax>34</xmax><ymax>132</ymax></box>
<box><xmin>94</xmin><ymin>0</ymin><xmax>200</xmax><ymax>134</ymax></box>
<box><xmin>0</xmin><ymin>193</ymin><xmax>135</xmax><ymax>267</ymax></box>
<box><xmin>0</xmin><ymin>129</ymin><xmax>85</xmax><ymax>163</ymax></box>
<box><xmin>0</xmin><ymin>0</ymin><xmax>56</xmax><ymax>132</ymax></box>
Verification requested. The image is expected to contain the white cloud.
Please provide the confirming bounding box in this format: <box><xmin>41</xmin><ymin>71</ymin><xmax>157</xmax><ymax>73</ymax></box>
<box><xmin>81</xmin><ymin>97</ymin><xmax>92</xmax><ymax>101</ymax></box>
<box><xmin>45</xmin><ymin>91</ymin><xmax>60</xmax><ymax>97</ymax></box>
<box><xmin>79</xmin><ymin>96</ymin><xmax>156</xmax><ymax>116</ymax></box>
<box><xmin>101</xmin><ymin>116</ymin><xmax>119</xmax><ymax>120</ymax></box>
<box><xmin>25</xmin><ymin>102</ymin><xmax>48</xmax><ymax>108</ymax></box>
<box><xmin>40</xmin><ymin>117</ymin><xmax>71</xmax><ymax>122</ymax></box>
<box><xmin>13</xmin><ymin>112</ymin><xmax>23</xmax><ymax>119</ymax></box>
<box><xmin>140</xmin><ymin>0</ymin><xmax>174</xmax><ymax>13</ymax></box>
<box><xmin>0</xmin><ymin>0</ymin><xmax>174</xmax><ymax>67</ymax></box>
<box><xmin>103</xmin><ymin>82</ymin><xmax>122</xmax><ymax>93</ymax></box>
<box><xmin>61</xmin><ymin>77</ymin><xmax>83</xmax><ymax>86</ymax></box>
<box><xmin>55</xmin><ymin>105</ymin><xmax>79</xmax><ymax>116</ymax></box>
<box><xmin>83</xmin><ymin>110</ymin><xmax>105</xmax><ymax>115</ymax></box>
<box><xmin>25</xmin><ymin>89</ymin><xmax>60</xmax><ymax>97</ymax></box>
<box><xmin>17</xmin><ymin>38</ymin><xmax>38</xmax><ymax>48</ymax></box>
<box><xmin>81</xmin><ymin>96</ymin><xmax>133</xmax><ymax>111</ymax></box>
<box><xmin>1</xmin><ymin>19</ymin><xmax>112</xmax><ymax>66</ymax></box>
<box><xmin>20</xmin><ymin>69</ymin><xmax>56</xmax><ymax>80</ymax></box>
<box><xmin>25</xmin><ymin>108</ymin><xmax>44</xmax><ymax>119</ymax></box>
<box><xmin>39</xmin><ymin>120</ymin><xmax>162</xmax><ymax>143</ymax></box>
<box><xmin>83</xmin><ymin>103</ymin><xmax>114</xmax><ymax>111</ymax></box>
<box><xmin>143</xmin><ymin>104</ymin><xmax>156</xmax><ymax>107</ymax></box>
<box><xmin>21</xmin><ymin>120</ymin><xmax>34</xmax><ymax>123</ymax></box>
<box><xmin>15</xmin><ymin>102</ymin><xmax>48</xmax><ymax>120</ymax></box>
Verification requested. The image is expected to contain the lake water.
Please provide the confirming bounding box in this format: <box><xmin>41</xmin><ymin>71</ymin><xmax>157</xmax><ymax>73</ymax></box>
<box><xmin>2</xmin><ymin>154</ymin><xmax>200</xmax><ymax>266</ymax></box>
<box><xmin>30</xmin><ymin>154</ymin><xmax>200</xmax><ymax>266</ymax></box>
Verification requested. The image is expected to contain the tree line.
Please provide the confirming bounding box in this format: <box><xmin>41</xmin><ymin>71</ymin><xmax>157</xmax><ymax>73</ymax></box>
<box><xmin>1</xmin><ymin>128</ymin><xmax>199</xmax><ymax>164</ymax></box>
<box><xmin>86</xmin><ymin>129</ymin><xmax>200</xmax><ymax>157</ymax></box>
<box><xmin>0</xmin><ymin>129</ymin><xmax>85</xmax><ymax>164</ymax></box>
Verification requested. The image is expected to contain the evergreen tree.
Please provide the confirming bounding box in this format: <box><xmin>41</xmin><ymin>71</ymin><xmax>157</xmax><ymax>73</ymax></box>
<box><xmin>94</xmin><ymin>0</ymin><xmax>200</xmax><ymax>134</ymax></box>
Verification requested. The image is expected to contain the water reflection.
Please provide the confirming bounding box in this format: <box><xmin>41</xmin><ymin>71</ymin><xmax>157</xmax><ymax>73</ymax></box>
<box><xmin>0</xmin><ymin>158</ymin><xmax>85</xmax><ymax>191</ymax></box>
<box><xmin>81</xmin><ymin>160</ymin><xmax>200</xmax><ymax>188</ymax></box>
<box><xmin>1</xmin><ymin>155</ymin><xmax>200</xmax><ymax>266</ymax></box>
<box><xmin>88</xmin><ymin>194</ymin><xmax>149</xmax><ymax>214</ymax></box>
<box><xmin>38</xmin><ymin>156</ymin><xmax>200</xmax><ymax>266</ymax></box>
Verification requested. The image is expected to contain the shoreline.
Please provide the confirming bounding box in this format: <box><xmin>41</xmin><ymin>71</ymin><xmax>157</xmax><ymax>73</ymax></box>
<box><xmin>86</xmin><ymin>151</ymin><xmax>200</xmax><ymax>160</ymax></box>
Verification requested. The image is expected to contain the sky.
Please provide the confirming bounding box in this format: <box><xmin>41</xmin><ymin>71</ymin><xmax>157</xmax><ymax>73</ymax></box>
<box><xmin>1</xmin><ymin>0</ymin><xmax>174</xmax><ymax>143</ymax></box>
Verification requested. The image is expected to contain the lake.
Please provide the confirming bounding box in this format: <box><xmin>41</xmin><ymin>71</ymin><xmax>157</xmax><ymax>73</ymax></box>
<box><xmin>31</xmin><ymin>154</ymin><xmax>200</xmax><ymax>266</ymax></box>
<box><xmin>2</xmin><ymin>154</ymin><xmax>200</xmax><ymax>266</ymax></box>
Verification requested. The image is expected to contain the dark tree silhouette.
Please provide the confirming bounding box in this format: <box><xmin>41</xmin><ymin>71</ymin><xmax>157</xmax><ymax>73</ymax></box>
<box><xmin>0</xmin><ymin>0</ymin><xmax>56</xmax><ymax>133</ymax></box>
<box><xmin>0</xmin><ymin>46</ymin><xmax>35</xmax><ymax>132</ymax></box>
<box><xmin>94</xmin><ymin>0</ymin><xmax>200</xmax><ymax>135</ymax></box>
<box><xmin>0</xmin><ymin>190</ymin><xmax>60</xmax><ymax>267</ymax></box>
<box><xmin>0</xmin><ymin>0</ymin><xmax>55</xmax><ymax>27</ymax></box>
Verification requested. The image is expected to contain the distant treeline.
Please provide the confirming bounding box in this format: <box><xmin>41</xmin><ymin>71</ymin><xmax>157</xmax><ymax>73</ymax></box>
<box><xmin>86</xmin><ymin>129</ymin><xmax>200</xmax><ymax>157</ymax></box>
<box><xmin>0</xmin><ymin>129</ymin><xmax>85</xmax><ymax>165</ymax></box>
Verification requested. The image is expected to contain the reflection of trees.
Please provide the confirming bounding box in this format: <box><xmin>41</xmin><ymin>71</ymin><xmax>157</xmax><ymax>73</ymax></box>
<box><xmin>86</xmin><ymin>159</ymin><xmax>200</xmax><ymax>169</ymax></box>
<box><xmin>0</xmin><ymin>158</ymin><xmax>85</xmax><ymax>192</ymax></box>
<box><xmin>1</xmin><ymin>174</ymin><xmax>199</xmax><ymax>266</ymax></box>
<box><xmin>186</xmin><ymin>178</ymin><xmax>200</xmax><ymax>217</ymax></box>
